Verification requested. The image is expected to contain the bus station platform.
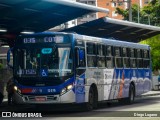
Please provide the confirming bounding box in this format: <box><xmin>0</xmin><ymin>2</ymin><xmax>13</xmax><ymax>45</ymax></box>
<box><xmin>141</xmin><ymin>90</ymin><xmax>160</xmax><ymax>97</ymax></box>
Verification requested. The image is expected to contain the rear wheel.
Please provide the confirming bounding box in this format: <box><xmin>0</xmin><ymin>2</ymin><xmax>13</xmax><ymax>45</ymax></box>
<box><xmin>118</xmin><ymin>84</ymin><xmax>135</xmax><ymax>104</ymax></box>
<box><xmin>126</xmin><ymin>84</ymin><xmax>135</xmax><ymax>104</ymax></box>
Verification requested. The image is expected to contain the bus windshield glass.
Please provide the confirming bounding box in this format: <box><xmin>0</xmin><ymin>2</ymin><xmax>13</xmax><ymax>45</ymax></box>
<box><xmin>14</xmin><ymin>46</ymin><xmax>73</xmax><ymax>78</ymax></box>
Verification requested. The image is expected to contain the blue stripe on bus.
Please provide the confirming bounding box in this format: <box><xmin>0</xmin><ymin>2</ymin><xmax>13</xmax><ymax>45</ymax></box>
<box><xmin>75</xmin><ymin>73</ymin><xmax>85</xmax><ymax>103</ymax></box>
<box><xmin>109</xmin><ymin>68</ymin><xmax>151</xmax><ymax>99</ymax></box>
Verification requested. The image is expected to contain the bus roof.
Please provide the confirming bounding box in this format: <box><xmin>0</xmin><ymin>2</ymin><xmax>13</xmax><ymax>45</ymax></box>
<box><xmin>74</xmin><ymin>33</ymin><xmax>150</xmax><ymax>50</ymax></box>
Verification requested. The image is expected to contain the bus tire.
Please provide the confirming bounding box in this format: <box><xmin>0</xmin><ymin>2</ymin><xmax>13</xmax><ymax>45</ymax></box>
<box><xmin>85</xmin><ymin>86</ymin><xmax>98</xmax><ymax>111</ymax></box>
<box><xmin>0</xmin><ymin>93</ymin><xmax>3</xmax><ymax>105</ymax></box>
<box><xmin>126</xmin><ymin>84</ymin><xmax>135</xmax><ymax>104</ymax></box>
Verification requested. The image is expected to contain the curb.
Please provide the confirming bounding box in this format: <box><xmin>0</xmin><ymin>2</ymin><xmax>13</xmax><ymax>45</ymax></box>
<box><xmin>138</xmin><ymin>92</ymin><xmax>160</xmax><ymax>98</ymax></box>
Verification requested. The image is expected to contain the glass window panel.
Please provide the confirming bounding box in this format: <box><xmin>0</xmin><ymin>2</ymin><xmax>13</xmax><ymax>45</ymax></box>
<box><xmin>137</xmin><ymin>59</ymin><xmax>143</xmax><ymax>68</ymax></box>
<box><xmin>106</xmin><ymin>57</ymin><xmax>114</xmax><ymax>68</ymax></box>
<box><xmin>130</xmin><ymin>59</ymin><xmax>136</xmax><ymax>68</ymax></box>
<box><xmin>143</xmin><ymin>59</ymin><xmax>150</xmax><ymax>68</ymax></box>
<box><xmin>115</xmin><ymin>57</ymin><xmax>123</xmax><ymax>68</ymax></box>
<box><xmin>97</xmin><ymin>57</ymin><xmax>105</xmax><ymax>67</ymax></box>
<box><xmin>87</xmin><ymin>43</ymin><xmax>96</xmax><ymax>55</ymax></box>
<box><xmin>87</xmin><ymin>55</ymin><xmax>97</xmax><ymax>67</ymax></box>
<box><xmin>114</xmin><ymin>47</ymin><xmax>121</xmax><ymax>57</ymax></box>
<box><xmin>123</xmin><ymin>58</ymin><xmax>130</xmax><ymax>68</ymax></box>
<box><xmin>106</xmin><ymin>46</ymin><xmax>112</xmax><ymax>56</ymax></box>
<box><xmin>122</xmin><ymin>48</ymin><xmax>127</xmax><ymax>57</ymax></box>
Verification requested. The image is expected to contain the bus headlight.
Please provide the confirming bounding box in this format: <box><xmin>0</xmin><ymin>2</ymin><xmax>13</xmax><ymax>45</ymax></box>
<box><xmin>14</xmin><ymin>86</ymin><xmax>18</xmax><ymax>91</ymax></box>
<box><xmin>60</xmin><ymin>84</ymin><xmax>73</xmax><ymax>96</ymax></box>
<box><xmin>67</xmin><ymin>84</ymin><xmax>73</xmax><ymax>90</ymax></box>
<box><xmin>14</xmin><ymin>86</ymin><xmax>21</xmax><ymax>94</ymax></box>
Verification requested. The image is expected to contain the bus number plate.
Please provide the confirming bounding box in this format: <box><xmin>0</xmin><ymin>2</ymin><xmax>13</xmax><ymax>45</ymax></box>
<box><xmin>35</xmin><ymin>97</ymin><xmax>46</xmax><ymax>101</ymax></box>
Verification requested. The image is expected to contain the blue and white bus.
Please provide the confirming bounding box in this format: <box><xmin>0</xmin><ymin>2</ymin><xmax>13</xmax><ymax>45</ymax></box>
<box><xmin>8</xmin><ymin>32</ymin><xmax>151</xmax><ymax>110</ymax></box>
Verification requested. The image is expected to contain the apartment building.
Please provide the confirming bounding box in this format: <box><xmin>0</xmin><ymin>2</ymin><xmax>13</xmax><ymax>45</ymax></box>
<box><xmin>77</xmin><ymin>0</ymin><xmax>150</xmax><ymax>24</ymax></box>
<box><xmin>50</xmin><ymin>0</ymin><xmax>150</xmax><ymax>31</ymax></box>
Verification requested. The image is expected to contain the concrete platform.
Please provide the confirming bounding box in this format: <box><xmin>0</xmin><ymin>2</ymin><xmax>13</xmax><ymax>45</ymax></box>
<box><xmin>141</xmin><ymin>90</ymin><xmax>160</xmax><ymax>97</ymax></box>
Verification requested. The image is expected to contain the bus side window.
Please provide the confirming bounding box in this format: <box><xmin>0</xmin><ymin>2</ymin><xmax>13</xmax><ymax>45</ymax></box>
<box><xmin>115</xmin><ymin>57</ymin><xmax>123</xmax><ymax>68</ymax></box>
<box><xmin>97</xmin><ymin>44</ymin><xmax>105</xmax><ymax>68</ymax></box>
<box><xmin>87</xmin><ymin>42</ymin><xmax>97</xmax><ymax>67</ymax></box>
<box><xmin>137</xmin><ymin>49</ymin><xmax>142</xmax><ymax>58</ymax></box>
<box><xmin>143</xmin><ymin>50</ymin><xmax>150</xmax><ymax>68</ymax></box>
<box><xmin>106</xmin><ymin>46</ymin><xmax>114</xmax><ymax>68</ymax></box>
<box><xmin>114</xmin><ymin>47</ymin><xmax>123</xmax><ymax>68</ymax></box>
<box><xmin>144</xmin><ymin>50</ymin><xmax>149</xmax><ymax>58</ymax></box>
<box><xmin>123</xmin><ymin>58</ymin><xmax>130</xmax><ymax>68</ymax></box>
<box><xmin>130</xmin><ymin>58</ymin><xmax>137</xmax><ymax>68</ymax></box>
<box><xmin>130</xmin><ymin>48</ymin><xmax>135</xmax><ymax>57</ymax></box>
<box><xmin>143</xmin><ymin>59</ymin><xmax>150</xmax><ymax>68</ymax></box>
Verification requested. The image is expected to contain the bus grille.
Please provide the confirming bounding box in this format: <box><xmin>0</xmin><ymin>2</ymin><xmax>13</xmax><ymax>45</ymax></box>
<box><xmin>24</xmin><ymin>95</ymin><xmax>58</xmax><ymax>102</ymax></box>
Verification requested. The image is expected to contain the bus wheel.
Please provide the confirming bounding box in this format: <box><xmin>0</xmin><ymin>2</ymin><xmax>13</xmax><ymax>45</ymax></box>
<box><xmin>0</xmin><ymin>93</ymin><xmax>3</xmax><ymax>105</ymax></box>
<box><xmin>85</xmin><ymin>86</ymin><xmax>98</xmax><ymax>111</ymax></box>
<box><xmin>126</xmin><ymin>84</ymin><xmax>135</xmax><ymax>104</ymax></box>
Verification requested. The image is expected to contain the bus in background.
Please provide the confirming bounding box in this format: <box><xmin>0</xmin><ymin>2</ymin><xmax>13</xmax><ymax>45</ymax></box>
<box><xmin>7</xmin><ymin>32</ymin><xmax>152</xmax><ymax>110</ymax></box>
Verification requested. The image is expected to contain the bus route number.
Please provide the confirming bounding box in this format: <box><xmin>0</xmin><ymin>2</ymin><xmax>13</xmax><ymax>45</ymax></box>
<box><xmin>23</xmin><ymin>38</ymin><xmax>35</xmax><ymax>43</ymax></box>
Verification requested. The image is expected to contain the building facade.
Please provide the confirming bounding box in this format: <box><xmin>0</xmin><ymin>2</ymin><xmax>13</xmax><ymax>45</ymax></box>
<box><xmin>77</xmin><ymin>0</ymin><xmax>150</xmax><ymax>24</ymax></box>
<box><xmin>50</xmin><ymin>0</ymin><xmax>150</xmax><ymax>31</ymax></box>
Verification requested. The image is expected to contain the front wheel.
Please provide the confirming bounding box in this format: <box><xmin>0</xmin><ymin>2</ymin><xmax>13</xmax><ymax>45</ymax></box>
<box><xmin>85</xmin><ymin>87</ymin><xmax>98</xmax><ymax>111</ymax></box>
<box><xmin>0</xmin><ymin>93</ymin><xmax>3</xmax><ymax>105</ymax></box>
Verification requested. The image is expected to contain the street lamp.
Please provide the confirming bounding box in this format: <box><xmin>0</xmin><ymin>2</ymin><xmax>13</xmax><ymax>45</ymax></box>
<box><xmin>128</xmin><ymin>0</ymin><xmax>132</xmax><ymax>22</ymax></box>
<box><xmin>137</xmin><ymin>0</ymin><xmax>140</xmax><ymax>23</ymax></box>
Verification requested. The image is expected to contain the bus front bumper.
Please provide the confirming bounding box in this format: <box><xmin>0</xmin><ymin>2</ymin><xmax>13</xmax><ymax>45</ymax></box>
<box><xmin>13</xmin><ymin>90</ymin><xmax>75</xmax><ymax>104</ymax></box>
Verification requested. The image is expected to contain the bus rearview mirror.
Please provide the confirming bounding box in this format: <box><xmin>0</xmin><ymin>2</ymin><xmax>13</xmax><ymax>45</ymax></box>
<box><xmin>7</xmin><ymin>47</ymin><xmax>13</xmax><ymax>69</ymax></box>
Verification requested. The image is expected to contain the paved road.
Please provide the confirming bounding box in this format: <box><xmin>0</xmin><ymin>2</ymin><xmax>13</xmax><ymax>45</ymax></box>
<box><xmin>0</xmin><ymin>94</ymin><xmax>160</xmax><ymax>120</ymax></box>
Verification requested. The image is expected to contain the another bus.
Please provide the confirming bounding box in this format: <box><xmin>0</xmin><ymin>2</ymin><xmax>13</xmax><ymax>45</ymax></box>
<box><xmin>8</xmin><ymin>32</ymin><xmax>152</xmax><ymax>110</ymax></box>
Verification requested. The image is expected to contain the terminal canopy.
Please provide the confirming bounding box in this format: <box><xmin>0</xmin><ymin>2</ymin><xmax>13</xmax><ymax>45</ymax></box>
<box><xmin>62</xmin><ymin>17</ymin><xmax>160</xmax><ymax>42</ymax></box>
<box><xmin>0</xmin><ymin>0</ymin><xmax>109</xmax><ymax>46</ymax></box>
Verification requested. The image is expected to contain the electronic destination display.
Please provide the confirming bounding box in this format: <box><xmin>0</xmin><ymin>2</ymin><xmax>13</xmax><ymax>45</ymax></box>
<box><xmin>23</xmin><ymin>36</ymin><xmax>64</xmax><ymax>44</ymax></box>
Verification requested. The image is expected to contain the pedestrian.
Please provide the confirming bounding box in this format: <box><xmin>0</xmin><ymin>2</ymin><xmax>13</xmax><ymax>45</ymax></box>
<box><xmin>0</xmin><ymin>83</ymin><xmax>4</xmax><ymax>105</ymax></box>
<box><xmin>6</xmin><ymin>77</ymin><xmax>14</xmax><ymax>105</ymax></box>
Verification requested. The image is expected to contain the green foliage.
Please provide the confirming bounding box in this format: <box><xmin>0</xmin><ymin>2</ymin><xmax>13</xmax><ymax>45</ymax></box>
<box><xmin>116</xmin><ymin>0</ymin><xmax>160</xmax><ymax>26</ymax></box>
<box><xmin>0</xmin><ymin>63</ymin><xmax>3</xmax><ymax>69</ymax></box>
<box><xmin>140</xmin><ymin>34</ymin><xmax>160</xmax><ymax>71</ymax></box>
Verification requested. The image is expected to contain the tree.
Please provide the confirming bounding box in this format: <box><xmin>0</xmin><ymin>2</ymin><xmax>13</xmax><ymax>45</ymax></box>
<box><xmin>116</xmin><ymin>4</ymin><xmax>140</xmax><ymax>23</ymax></box>
<box><xmin>140</xmin><ymin>34</ymin><xmax>160</xmax><ymax>71</ymax></box>
<box><xmin>116</xmin><ymin>0</ymin><xmax>160</xmax><ymax>26</ymax></box>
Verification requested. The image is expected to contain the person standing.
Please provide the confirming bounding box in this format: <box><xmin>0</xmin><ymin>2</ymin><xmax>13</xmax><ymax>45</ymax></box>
<box><xmin>6</xmin><ymin>77</ymin><xmax>14</xmax><ymax>105</ymax></box>
<box><xmin>0</xmin><ymin>80</ymin><xmax>4</xmax><ymax>105</ymax></box>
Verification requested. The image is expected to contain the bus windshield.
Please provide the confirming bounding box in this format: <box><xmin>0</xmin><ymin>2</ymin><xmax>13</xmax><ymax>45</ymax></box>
<box><xmin>14</xmin><ymin>46</ymin><xmax>73</xmax><ymax>78</ymax></box>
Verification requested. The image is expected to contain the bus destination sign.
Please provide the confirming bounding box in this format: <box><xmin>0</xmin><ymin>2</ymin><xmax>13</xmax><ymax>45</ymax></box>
<box><xmin>23</xmin><ymin>36</ymin><xmax>64</xmax><ymax>44</ymax></box>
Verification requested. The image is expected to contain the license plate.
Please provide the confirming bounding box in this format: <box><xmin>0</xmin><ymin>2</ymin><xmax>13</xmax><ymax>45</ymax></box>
<box><xmin>35</xmin><ymin>96</ymin><xmax>46</xmax><ymax>101</ymax></box>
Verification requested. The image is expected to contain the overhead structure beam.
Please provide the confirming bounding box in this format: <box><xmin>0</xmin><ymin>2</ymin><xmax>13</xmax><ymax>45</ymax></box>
<box><xmin>62</xmin><ymin>17</ymin><xmax>160</xmax><ymax>42</ymax></box>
